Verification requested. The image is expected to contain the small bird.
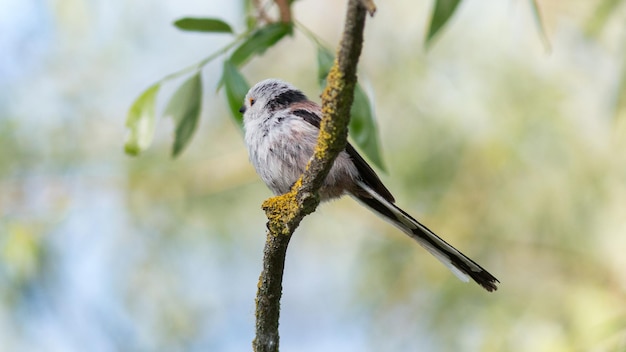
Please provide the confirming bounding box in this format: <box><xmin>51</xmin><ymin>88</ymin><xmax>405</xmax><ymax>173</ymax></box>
<box><xmin>240</xmin><ymin>79</ymin><xmax>499</xmax><ymax>292</ymax></box>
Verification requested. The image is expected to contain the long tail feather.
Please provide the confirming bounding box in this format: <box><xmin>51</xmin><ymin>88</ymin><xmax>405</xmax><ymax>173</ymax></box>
<box><xmin>354</xmin><ymin>180</ymin><xmax>499</xmax><ymax>292</ymax></box>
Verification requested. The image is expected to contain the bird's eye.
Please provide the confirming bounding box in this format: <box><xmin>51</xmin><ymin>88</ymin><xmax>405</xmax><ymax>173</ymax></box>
<box><xmin>249</xmin><ymin>98</ymin><xmax>256</xmax><ymax>106</ymax></box>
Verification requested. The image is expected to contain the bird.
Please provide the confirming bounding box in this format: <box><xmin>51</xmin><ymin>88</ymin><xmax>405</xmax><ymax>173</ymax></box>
<box><xmin>239</xmin><ymin>78</ymin><xmax>499</xmax><ymax>292</ymax></box>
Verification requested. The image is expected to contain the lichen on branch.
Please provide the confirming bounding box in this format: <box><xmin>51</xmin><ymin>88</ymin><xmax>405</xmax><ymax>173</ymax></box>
<box><xmin>253</xmin><ymin>1</ymin><xmax>373</xmax><ymax>351</ymax></box>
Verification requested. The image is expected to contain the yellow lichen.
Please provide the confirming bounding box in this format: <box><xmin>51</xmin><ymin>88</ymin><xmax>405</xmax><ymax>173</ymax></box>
<box><xmin>315</xmin><ymin>64</ymin><xmax>347</xmax><ymax>162</ymax></box>
<box><xmin>262</xmin><ymin>179</ymin><xmax>302</xmax><ymax>236</ymax></box>
<box><xmin>313</xmin><ymin>126</ymin><xmax>333</xmax><ymax>160</ymax></box>
<box><xmin>290</xmin><ymin>177</ymin><xmax>303</xmax><ymax>191</ymax></box>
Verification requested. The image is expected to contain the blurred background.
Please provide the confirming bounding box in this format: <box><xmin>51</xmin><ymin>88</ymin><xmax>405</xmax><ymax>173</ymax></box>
<box><xmin>2</xmin><ymin>0</ymin><xmax>626</xmax><ymax>351</ymax></box>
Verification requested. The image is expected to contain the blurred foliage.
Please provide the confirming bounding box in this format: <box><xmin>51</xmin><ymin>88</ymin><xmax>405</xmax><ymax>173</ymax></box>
<box><xmin>359</xmin><ymin>58</ymin><xmax>624</xmax><ymax>350</ymax></box>
<box><xmin>1</xmin><ymin>224</ymin><xmax>45</xmax><ymax>298</ymax></box>
<box><xmin>124</xmin><ymin>83</ymin><xmax>160</xmax><ymax>156</ymax></box>
<box><xmin>222</xmin><ymin>61</ymin><xmax>251</xmax><ymax>125</ymax></box>
<box><xmin>426</xmin><ymin>0</ymin><xmax>462</xmax><ymax>45</ymax></box>
<box><xmin>165</xmin><ymin>72</ymin><xmax>203</xmax><ymax>156</ymax></box>
<box><xmin>2</xmin><ymin>0</ymin><xmax>626</xmax><ymax>351</ymax></box>
<box><xmin>585</xmin><ymin>0</ymin><xmax>625</xmax><ymax>36</ymax></box>
<box><xmin>173</xmin><ymin>17</ymin><xmax>234</xmax><ymax>33</ymax></box>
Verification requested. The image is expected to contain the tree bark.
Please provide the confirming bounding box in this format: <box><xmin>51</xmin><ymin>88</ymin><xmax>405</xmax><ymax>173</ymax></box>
<box><xmin>252</xmin><ymin>1</ymin><xmax>372</xmax><ymax>351</ymax></box>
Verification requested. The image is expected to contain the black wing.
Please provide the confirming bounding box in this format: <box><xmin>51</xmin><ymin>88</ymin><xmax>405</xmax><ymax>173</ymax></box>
<box><xmin>293</xmin><ymin>108</ymin><xmax>395</xmax><ymax>203</ymax></box>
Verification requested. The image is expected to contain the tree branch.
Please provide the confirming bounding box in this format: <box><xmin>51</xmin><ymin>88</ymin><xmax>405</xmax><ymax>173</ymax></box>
<box><xmin>252</xmin><ymin>1</ymin><xmax>372</xmax><ymax>351</ymax></box>
<box><xmin>252</xmin><ymin>0</ymin><xmax>272</xmax><ymax>24</ymax></box>
<box><xmin>274</xmin><ymin>0</ymin><xmax>292</xmax><ymax>24</ymax></box>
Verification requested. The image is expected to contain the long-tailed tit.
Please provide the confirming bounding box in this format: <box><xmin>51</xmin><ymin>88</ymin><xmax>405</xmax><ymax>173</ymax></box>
<box><xmin>240</xmin><ymin>79</ymin><xmax>499</xmax><ymax>292</ymax></box>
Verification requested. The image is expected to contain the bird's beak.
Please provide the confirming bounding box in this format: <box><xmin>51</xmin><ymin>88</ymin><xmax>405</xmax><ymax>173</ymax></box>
<box><xmin>239</xmin><ymin>106</ymin><xmax>246</xmax><ymax>113</ymax></box>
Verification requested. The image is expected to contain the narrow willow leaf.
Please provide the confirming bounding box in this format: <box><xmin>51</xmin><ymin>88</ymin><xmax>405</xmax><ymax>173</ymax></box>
<box><xmin>425</xmin><ymin>0</ymin><xmax>462</xmax><ymax>46</ymax></box>
<box><xmin>317</xmin><ymin>46</ymin><xmax>334</xmax><ymax>86</ymax></box>
<box><xmin>222</xmin><ymin>61</ymin><xmax>250</xmax><ymax>127</ymax></box>
<box><xmin>245</xmin><ymin>15</ymin><xmax>257</xmax><ymax>31</ymax></box>
<box><xmin>124</xmin><ymin>83</ymin><xmax>160</xmax><ymax>156</ymax></box>
<box><xmin>164</xmin><ymin>73</ymin><xmax>203</xmax><ymax>157</ymax></box>
<box><xmin>530</xmin><ymin>0</ymin><xmax>551</xmax><ymax>51</ymax></box>
<box><xmin>615</xmin><ymin>61</ymin><xmax>626</xmax><ymax>122</ymax></box>
<box><xmin>229</xmin><ymin>23</ymin><xmax>292</xmax><ymax>67</ymax></box>
<box><xmin>350</xmin><ymin>84</ymin><xmax>386</xmax><ymax>171</ymax></box>
<box><xmin>173</xmin><ymin>18</ymin><xmax>233</xmax><ymax>33</ymax></box>
<box><xmin>243</xmin><ymin>0</ymin><xmax>257</xmax><ymax>30</ymax></box>
<box><xmin>316</xmin><ymin>46</ymin><xmax>386</xmax><ymax>171</ymax></box>
<box><xmin>585</xmin><ymin>0</ymin><xmax>622</xmax><ymax>36</ymax></box>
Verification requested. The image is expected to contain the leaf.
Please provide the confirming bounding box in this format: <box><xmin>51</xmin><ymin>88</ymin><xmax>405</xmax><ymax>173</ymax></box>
<box><xmin>585</xmin><ymin>0</ymin><xmax>623</xmax><ymax>37</ymax></box>
<box><xmin>316</xmin><ymin>46</ymin><xmax>386</xmax><ymax>171</ymax></box>
<box><xmin>229</xmin><ymin>23</ymin><xmax>292</xmax><ymax>67</ymax></box>
<box><xmin>350</xmin><ymin>84</ymin><xmax>386</xmax><ymax>171</ymax></box>
<box><xmin>164</xmin><ymin>73</ymin><xmax>203</xmax><ymax>157</ymax></box>
<box><xmin>125</xmin><ymin>83</ymin><xmax>160</xmax><ymax>156</ymax></box>
<box><xmin>173</xmin><ymin>17</ymin><xmax>233</xmax><ymax>33</ymax></box>
<box><xmin>222</xmin><ymin>61</ymin><xmax>250</xmax><ymax>127</ymax></box>
<box><xmin>316</xmin><ymin>46</ymin><xmax>334</xmax><ymax>86</ymax></box>
<box><xmin>530</xmin><ymin>0</ymin><xmax>551</xmax><ymax>51</ymax></box>
<box><xmin>615</xmin><ymin>60</ymin><xmax>626</xmax><ymax>122</ymax></box>
<box><xmin>425</xmin><ymin>0</ymin><xmax>462</xmax><ymax>46</ymax></box>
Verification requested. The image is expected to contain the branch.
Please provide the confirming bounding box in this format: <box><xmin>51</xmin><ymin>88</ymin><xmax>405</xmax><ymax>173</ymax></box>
<box><xmin>252</xmin><ymin>0</ymin><xmax>273</xmax><ymax>24</ymax></box>
<box><xmin>275</xmin><ymin>0</ymin><xmax>292</xmax><ymax>24</ymax></box>
<box><xmin>252</xmin><ymin>1</ymin><xmax>372</xmax><ymax>351</ymax></box>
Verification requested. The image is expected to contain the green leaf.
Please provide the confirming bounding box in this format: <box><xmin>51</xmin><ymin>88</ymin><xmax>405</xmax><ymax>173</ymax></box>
<box><xmin>316</xmin><ymin>46</ymin><xmax>334</xmax><ymax>86</ymax></box>
<box><xmin>164</xmin><ymin>73</ymin><xmax>203</xmax><ymax>157</ymax></box>
<box><xmin>350</xmin><ymin>84</ymin><xmax>386</xmax><ymax>171</ymax></box>
<box><xmin>585</xmin><ymin>0</ymin><xmax>623</xmax><ymax>37</ymax></box>
<box><xmin>125</xmin><ymin>83</ymin><xmax>160</xmax><ymax>156</ymax></box>
<box><xmin>173</xmin><ymin>17</ymin><xmax>233</xmax><ymax>33</ymax></box>
<box><xmin>229</xmin><ymin>23</ymin><xmax>292</xmax><ymax>67</ymax></box>
<box><xmin>222</xmin><ymin>61</ymin><xmax>250</xmax><ymax>127</ymax></box>
<box><xmin>425</xmin><ymin>0</ymin><xmax>462</xmax><ymax>46</ymax></box>
<box><xmin>615</xmin><ymin>60</ymin><xmax>626</xmax><ymax>122</ymax></box>
<box><xmin>316</xmin><ymin>46</ymin><xmax>386</xmax><ymax>171</ymax></box>
<box><xmin>245</xmin><ymin>15</ymin><xmax>257</xmax><ymax>31</ymax></box>
<box><xmin>530</xmin><ymin>0</ymin><xmax>551</xmax><ymax>51</ymax></box>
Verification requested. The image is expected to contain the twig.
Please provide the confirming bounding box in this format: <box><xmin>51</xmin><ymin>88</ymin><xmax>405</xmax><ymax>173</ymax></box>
<box><xmin>252</xmin><ymin>0</ymin><xmax>273</xmax><ymax>24</ymax></box>
<box><xmin>252</xmin><ymin>0</ymin><xmax>370</xmax><ymax>351</ymax></box>
<box><xmin>275</xmin><ymin>0</ymin><xmax>292</xmax><ymax>23</ymax></box>
<box><xmin>360</xmin><ymin>0</ymin><xmax>377</xmax><ymax>16</ymax></box>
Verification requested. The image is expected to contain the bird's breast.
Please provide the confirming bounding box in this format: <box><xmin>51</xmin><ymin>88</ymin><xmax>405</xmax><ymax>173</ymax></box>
<box><xmin>245</xmin><ymin>118</ymin><xmax>317</xmax><ymax>195</ymax></box>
